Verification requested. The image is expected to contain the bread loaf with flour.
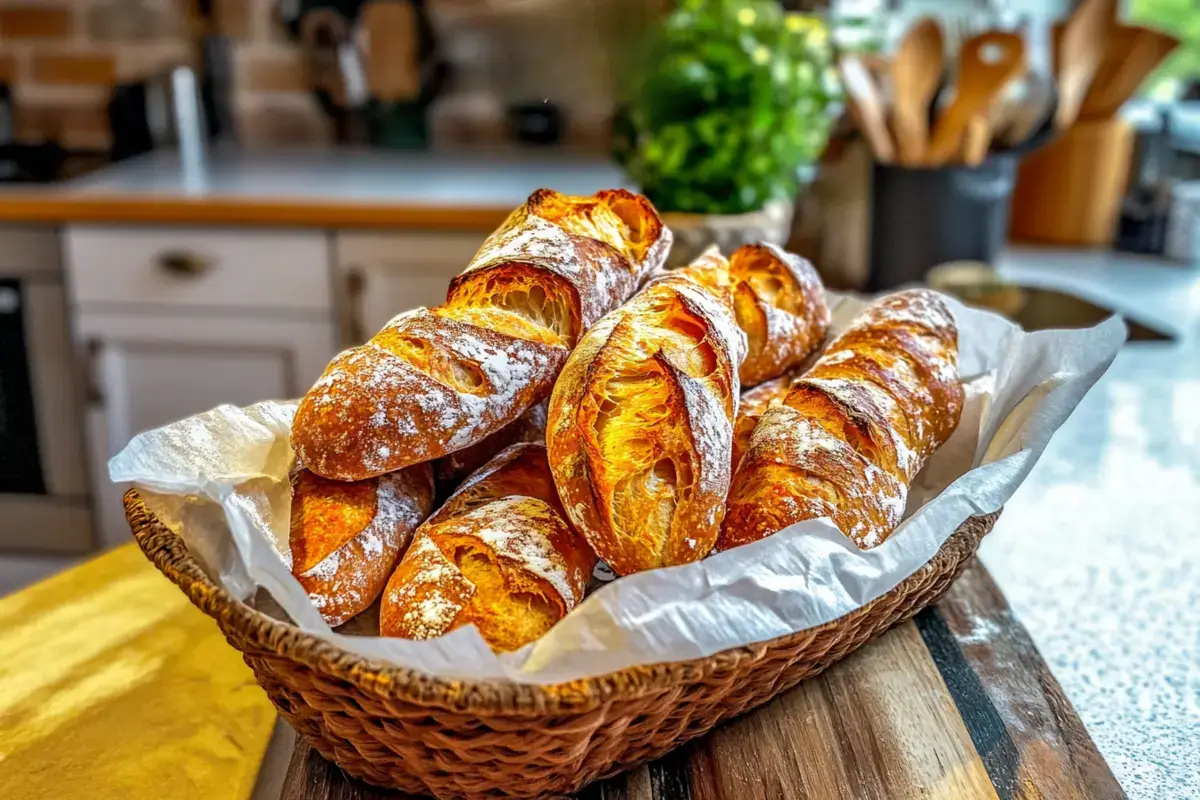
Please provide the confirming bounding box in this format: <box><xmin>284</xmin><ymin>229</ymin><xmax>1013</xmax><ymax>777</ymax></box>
<box><xmin>380</xmin><ymin>444</ymin><xmax>594</xmax><ymax>652</ymax></box>
<box><xmin>720</xmin><ymin>289</ymin><xmax>963</xmax><ymax>551</ymax></box>
<box><xmin>292</xmin><ymin>189</ymin><xmax>671</xmax><ymax>481</ymax></box>
<box><xmin>290</xmin><ymin>464</ymin><xmax>434</xmax><ymax>627</ymax></box>
<box><xmin>547</xmin><ymin>256</ymin><xmax>746</xmax><ymax>575</ymax></box>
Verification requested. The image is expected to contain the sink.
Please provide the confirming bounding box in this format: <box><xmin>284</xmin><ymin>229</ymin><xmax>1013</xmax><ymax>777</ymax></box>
<box><xmin>1008</xmin><ymin>287</ymin><xmax>1174</xmax><ymax>342</ymax></box>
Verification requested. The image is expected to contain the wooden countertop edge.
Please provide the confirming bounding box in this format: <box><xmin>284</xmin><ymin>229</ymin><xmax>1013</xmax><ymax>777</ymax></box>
<box><xmin>0</xmin><ymin>194</ymin><xmax>512</xmax><ymax>230</ymax></box>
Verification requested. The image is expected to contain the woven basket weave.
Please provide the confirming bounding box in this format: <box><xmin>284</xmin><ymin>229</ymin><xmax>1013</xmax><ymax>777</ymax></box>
<box><xmin>125</xmin><ymin>489</ymin><xmax>999</xmax><ymax>800</ymax></box>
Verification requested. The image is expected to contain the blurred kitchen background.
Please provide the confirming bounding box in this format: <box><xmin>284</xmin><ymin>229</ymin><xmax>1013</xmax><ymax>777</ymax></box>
<box><xmin>0</xmin><ymin>0</ymin><xmax>1197</xmax><ymax>590</ymax></box>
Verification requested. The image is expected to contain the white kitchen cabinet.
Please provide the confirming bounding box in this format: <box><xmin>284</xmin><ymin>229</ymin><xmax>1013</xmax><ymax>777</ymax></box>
<box><xmin>75</xmin><ymin>312</ymin><xmax>336</xmax><ymax>548</ymax></box>
<box><xmin>334</xmin><ymin>231</ymin><xmax>486</xmax><ymax>345</ymax></box>
<box><xmin>64</xmin><ymin>226</ymin><xmax>338</xmax><ymax>549</ymax></box>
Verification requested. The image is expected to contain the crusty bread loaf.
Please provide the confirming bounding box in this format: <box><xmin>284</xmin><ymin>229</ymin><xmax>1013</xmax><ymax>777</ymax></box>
<box><xmin>546</xmin><ymin>258</ymin><xmax>746</xmax><ymax>575</ymax></box>
<box><xmin>380</xmin><ymin>443</ymin><xmax>594</xmax><ymax>652</ymax></box>
<box><xmin>432</xmin><ymin>399</ymin><xmax>547</xmax><ymax>494</ymax></box>
<box><xmin>720</xmin><ymin>289</ymin><xmax>963</xmax><ymax>551</ymax></box>
<box><xmin>292</xmin><ymin>189</ymin><xmax>671</xmax><ymax>481</ymax></box>
<box><xmin>732</xmin><ymin>373</ymin><xmax>795</xmax><ymax>473</ymax></box>
<box><xmin>290</xmin><ymin>464</ymin><xmax>434</xmax><ymax>627</ymax></box>
<box><xmin>727</xmin><ymin>243</ymin><xmax>829</xmax><ymax>386</ymax></box>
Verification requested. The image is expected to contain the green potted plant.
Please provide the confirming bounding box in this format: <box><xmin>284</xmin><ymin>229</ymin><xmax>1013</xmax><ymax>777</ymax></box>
<box><xmin>613</xmin><ymin>0</ymin><xmax>839</xmax><ymax>265</ymax></box>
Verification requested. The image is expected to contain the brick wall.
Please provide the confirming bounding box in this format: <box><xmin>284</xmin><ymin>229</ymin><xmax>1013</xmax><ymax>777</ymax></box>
<box><xmin>0</xmin><ymin>0</ymin><xmax>653</xmax><ymax>151</ymax></box>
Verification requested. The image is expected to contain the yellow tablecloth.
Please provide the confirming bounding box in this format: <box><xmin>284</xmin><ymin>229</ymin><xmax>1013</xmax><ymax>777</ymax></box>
<box><xmin>0</xmin><ymin>544</ymin><xmax>276</xmax><ymax>800</ymax></box>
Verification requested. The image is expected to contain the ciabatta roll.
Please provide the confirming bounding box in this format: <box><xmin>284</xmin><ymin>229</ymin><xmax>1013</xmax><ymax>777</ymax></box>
<box><xmin>293</xmin><ymin>189</ymin><xmax>671</xmax><ymax>480</ymax></box>
<box><xmin>720</xmin><ymin>289</ymin><xmax>963</xmax><ymax>551</ymax></box>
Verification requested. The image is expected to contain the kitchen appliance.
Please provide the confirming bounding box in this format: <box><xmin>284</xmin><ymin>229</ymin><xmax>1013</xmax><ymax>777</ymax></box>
<box><xmin>0</xmin><ymin>229</ymin><xmax>92</xmax><ymax>552</ymax></box>
<box><xmin>108</xmin><ymin>66</ymin><xmax>207</xmax><ymax>166</ymax></box>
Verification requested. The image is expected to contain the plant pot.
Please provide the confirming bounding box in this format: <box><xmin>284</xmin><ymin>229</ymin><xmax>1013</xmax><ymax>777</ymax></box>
<box><xmin>660</xmin><ymin>199</ymin><xmax>795</xmax><ymax>267</ymax></box>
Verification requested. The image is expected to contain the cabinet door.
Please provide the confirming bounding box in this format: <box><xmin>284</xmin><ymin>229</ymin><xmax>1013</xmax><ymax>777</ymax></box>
<box><xmin>334</xmin><ymin>232</ymin><xmax>486</xmax><ymax>345</ymax></box>
<box><xmin>77</xmin><ymin>312</ymin><xmax>336</xmax><ymax>548</ymax></box>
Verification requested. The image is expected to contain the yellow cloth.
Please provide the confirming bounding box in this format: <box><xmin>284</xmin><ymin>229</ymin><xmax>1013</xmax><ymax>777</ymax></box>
<box><xmin>0</xmin><ymin>544</ymin><xmax>276</xmax><ymax>800</ymax></box>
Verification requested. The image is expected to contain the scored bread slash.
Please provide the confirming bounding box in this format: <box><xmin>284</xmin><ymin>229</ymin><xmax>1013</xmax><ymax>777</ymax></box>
<box><xmin>291</xmin><ymin>189</ymin><xmax>672</xmax><ymax>482</ymax></box>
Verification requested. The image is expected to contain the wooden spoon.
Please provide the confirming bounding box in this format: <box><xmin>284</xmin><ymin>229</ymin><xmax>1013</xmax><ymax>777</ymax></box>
<box><xmin>1079</xmin><ymin>25</ymin><xmax>1180</xmax><ymax>120</ymax></box>
<box><xmin>1054</xmin><ymin>0</ymin><xmax>1118</xmax><ymax>129</ymax></box>
<box><xmin>961</xmin><ymin>114</ymin><xmax>991</xmax><ymax>167</ymax></box>
<box><xmin>360</xmin><ymin>0</ymin><xmax>421</xmax><ymax>103</ymax></box>
<box><xmin>838</xmin><ymin>55</ymin><xmax>896</xmax><ymax>164</ymax></box>
<box><xmin>891</xmin><ymin>17</ymin><xmax>944</xmax><ymax>166</ymax></box>
<box><xmin>926</xmin><ymin>31</ymin><xmax>1026</xmax><ymax>167</ymax></box>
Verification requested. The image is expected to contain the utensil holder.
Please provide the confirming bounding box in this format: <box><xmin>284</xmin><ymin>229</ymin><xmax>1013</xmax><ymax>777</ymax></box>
<box><xmin>1008</xmin><ymin>118</ymin><xmax>1134</xmax><ymax>246</ymax></box>
<box><xmin>868</xmin><ymin>156</ymin><xmax>1018</xmax><ymax>291</ymax></box>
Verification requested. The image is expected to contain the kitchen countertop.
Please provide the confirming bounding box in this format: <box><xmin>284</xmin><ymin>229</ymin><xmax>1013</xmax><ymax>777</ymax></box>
<box><xmin>984</xmin><ymin>247</ymin><xmax>1200</xmax><ymax>798</ymax></box>
<box><xmin>0</xmin><ymin>148</ymin><xmax>630</xmax><ymax>230</ymax></box>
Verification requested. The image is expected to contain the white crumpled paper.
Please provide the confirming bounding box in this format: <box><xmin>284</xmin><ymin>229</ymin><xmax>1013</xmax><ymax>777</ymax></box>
<box><xmin>110</xmin><ymin>291</ymin><xmax>1125</xmax><ymax>684</ymax></box>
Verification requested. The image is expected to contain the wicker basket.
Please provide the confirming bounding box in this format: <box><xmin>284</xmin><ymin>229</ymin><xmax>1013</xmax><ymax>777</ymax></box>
<box><xmin>125</xmin><ymin>489</ymin><xmax>999</xmax><ymax>800</ymax></box>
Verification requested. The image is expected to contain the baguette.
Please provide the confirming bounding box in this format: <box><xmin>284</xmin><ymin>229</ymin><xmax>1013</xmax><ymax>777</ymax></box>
<box><xmin>547</xmin><ymin>258</ymin><xmax>746</xmax><ymax>575</ymax></box>
<box><xmin>432</xmin><ymin>399</ymin><xmax>547</xmax><ymax>494</ymax></box>
<box><xmin>292</xmin><ymin>189</ymin><xmax>671</xmax><ymax>481</ymax></box>
<box><xmin>290</xmin><ymin>464</ymin><xmax>435</xmax><ymax>627</ymax></box>
<box><xmin>380</xmin><ymin>443</ymin><xmax>594</xmax><ymax>652</ymax></box>
<box><xmin>732</xmin><ymin>373</ymin><xmax>795</xmax><ymax>473</ymax></box>
<box><xmin>719</xmin><ymin>289</ymin><xmax>963</xmax><ymax>551</ymax></box>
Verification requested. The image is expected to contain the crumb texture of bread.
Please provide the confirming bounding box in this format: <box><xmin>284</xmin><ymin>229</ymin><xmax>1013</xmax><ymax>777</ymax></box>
<box><xmin>721</xmin><ymin>289</ymin><xmax>963</xmax><ymax>551</ymax></box>
<box><xmin>379</xmin><ymin>443</ymin><xmax>594</xmax><ymax>652</ymax></box>
<box><xmin>290</xmin><ymin>463</ymin><xmax>434</xmax><ymax>627</ymax></box>
<box><xmin>547</xmin><ymin>259</ymin><xmax>746</xmax><ymax>575</ymax></box>
<box><xmin>292</xmin><ymin>189</ymin><xmax>671</xmax><ymax>481</ymax></box>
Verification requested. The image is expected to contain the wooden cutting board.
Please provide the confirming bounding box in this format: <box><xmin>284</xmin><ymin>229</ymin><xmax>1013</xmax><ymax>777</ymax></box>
<box><xmin>268</xmin><ymin>562</ymin><xmax>1124</xmax><ymax>800</ymax></box>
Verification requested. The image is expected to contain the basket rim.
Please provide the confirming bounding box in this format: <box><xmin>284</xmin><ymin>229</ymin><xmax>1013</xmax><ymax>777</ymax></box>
<box><xmin>124</xmin><ymin>488</ymin><xmax>998</xmax><ymax>717</ymax></box>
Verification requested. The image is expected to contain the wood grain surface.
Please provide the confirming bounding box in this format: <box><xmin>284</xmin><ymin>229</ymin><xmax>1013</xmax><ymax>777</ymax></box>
<box><xmin>273</xmin><ymin>561</ymin><xmax>1125</xmax><ymax>800</ymax></box>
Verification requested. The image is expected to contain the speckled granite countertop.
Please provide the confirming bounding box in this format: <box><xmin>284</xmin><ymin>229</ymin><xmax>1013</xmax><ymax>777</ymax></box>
<box><xmin>983</xmin><ymin>248</ymin><xmax>1200</xmax><ymax>798</ymax></box>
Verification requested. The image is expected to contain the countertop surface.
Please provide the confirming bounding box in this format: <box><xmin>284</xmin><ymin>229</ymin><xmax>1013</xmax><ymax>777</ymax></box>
<box><xmin>0</xmin><ymin>148</ymin><xmax>630</xmax><ymax>229</ymax></box>
<box><xmin>985</xmin><ymin>248</ymin><xmax>1200</xmax><ymax>799</ymax></box>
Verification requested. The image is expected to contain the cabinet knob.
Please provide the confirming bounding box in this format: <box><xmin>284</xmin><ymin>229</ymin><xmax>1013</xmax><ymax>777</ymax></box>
<box><xmin>344</xmin><ymin>266</ymin><xmax>368</xmax><ymax>344</ymax></box>
<box><xmin>156</xmin><ymin>250</ymin><xmax>211</xmax><ymax>278</ymax></box>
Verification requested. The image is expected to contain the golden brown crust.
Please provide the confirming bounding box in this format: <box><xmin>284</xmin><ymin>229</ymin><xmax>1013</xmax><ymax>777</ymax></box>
<box><xmin>645</xmin><ymin>243</ymin><xmax>828</xmax><ymax>387</ymax></box>
<box><xmin>732</xmin><ymin>373</ymin><xmax>796</xmax><ymax>474</ymax></box>
<box><xmin>720</xmin><ymin>289</ymin><xmax>963</xmax><ymax>551</ymax></box>
<box><xmin>728</xmin><ymin>243</ymin><xmax>830</xmax><ymax>386</ymax></box>
<box><xmin>432</xmin><ymin>400</ymin><xmax>548</xmax><ymax>494</ymax></box>
<box><xmin>547</xmin><ymin>261</ymin><xmax>746</xmax><ymax>575</ymax></box>
<box><xmin>292</xmin><ymin>190</ymin><xmax>671</xmax><ymax>481</ymax></box>
<box><xmin>379</xmin><ymin>444</ymin><xmax>594</xmax><ymax>652</ymax></box>
<box><xmin>290</xmin><ymin>464</ymin><xmax>435</xmax><ymax>627</ymax></box>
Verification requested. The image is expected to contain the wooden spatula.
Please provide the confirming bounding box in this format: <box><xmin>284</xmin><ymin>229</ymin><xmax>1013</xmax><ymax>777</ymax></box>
<box><xmin>1079</xmin><ymin>25</ymin><xmax>1180</xmax><ymax>120</ymax></box>
<box><xmin>891</xmin><ymin>17</ymin><xmax>944</xmax><ymax>166</ymax></box>
<box><xmin>838</xmin><ymin>55</ymin><xmax>896</xmax><ymax>164</ymax></box>
<box><xmin>926</xmin><ymin>31</ymin><xmax>1026</xmax><ymax>167</ymax></box>
<box><xmin>360</xmin><ymin>0</ymin><xmax>421</xmax><ymax>103</ymax></box>
<box><xmin>1053</xmin><ymin>0</ymin><xmax>1118</xmax><ymax>129</ymax></box>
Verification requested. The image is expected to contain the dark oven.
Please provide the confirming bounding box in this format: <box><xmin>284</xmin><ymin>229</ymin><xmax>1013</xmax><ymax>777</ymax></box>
<box><xmin>0</xmin><ymin>230</ymin><xmax>92</xmax><ymax>552</ymax></box>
